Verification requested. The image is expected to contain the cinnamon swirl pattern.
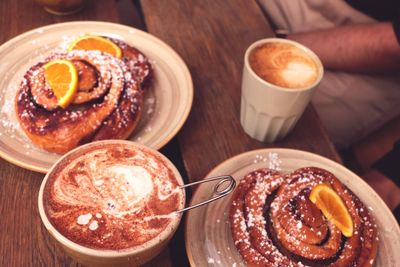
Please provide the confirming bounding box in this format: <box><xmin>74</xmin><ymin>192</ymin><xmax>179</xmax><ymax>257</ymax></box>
<box><xmin>229</xmin><ymin>167</ymin><xmax>378</xmax><ymax>267</ymax></box>
<box><xmin>109</xmin><ymin>37</ymin><xmax>152</xmax><ymax>87</ymax></box>
<box><xmin>43</xmin><ymin>143</ymin><xmax>184</xmax><ymax>250</ymax></box>
<box><xmin>15</xmin><ymin>39</ymin><xmax>152</xmax><ymax>154</ymax></box>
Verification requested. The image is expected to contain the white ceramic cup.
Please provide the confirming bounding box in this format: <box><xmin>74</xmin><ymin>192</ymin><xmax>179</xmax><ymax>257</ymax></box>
<box><xmin>240</xmin><ymin>38</ymin><xmax>324</xmax><ymax>142</ymax></box>
<box><xmin>38</xmin><ymin>140</ymin><xmax>185</xmax><ymax>267</ymax></box>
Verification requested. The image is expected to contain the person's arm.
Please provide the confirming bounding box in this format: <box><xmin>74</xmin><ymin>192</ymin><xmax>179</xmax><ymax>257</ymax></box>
<box><xmin>287</xmin><ymin>22</ymin><xmax>400</xmax><ymax>73</ymax></box>
<box><xmin>372</xmin><ymin>138</ymin><xmax>400</xmax><ymax>188</ymax></box>
<box><xmin>363</xmin><ymin>169</ymin><xmax>400</xmax><ymax>211</ymax></box>
<box><xmin>363</xmin><ymin>139</ymin><xmax>400</xmax><ymax>217</ymax></box>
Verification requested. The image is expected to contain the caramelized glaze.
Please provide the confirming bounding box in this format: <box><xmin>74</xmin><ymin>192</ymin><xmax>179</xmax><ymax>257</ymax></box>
<box><xmin>15</xmin><ymin>37</ymin><xmax>151</xmax><ymax>154</ymax></box>
<box><xmin>229</xmin><ymin>167</ymin><xmax>378</xmax><ymax>266</ymax></box>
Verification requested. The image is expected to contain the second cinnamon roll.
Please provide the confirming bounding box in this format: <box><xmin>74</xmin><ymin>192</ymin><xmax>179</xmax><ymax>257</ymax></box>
<box><xmin>229</xmin><ymin>167</ymin><xmax>378</xmax><ymax>267</ymax></box>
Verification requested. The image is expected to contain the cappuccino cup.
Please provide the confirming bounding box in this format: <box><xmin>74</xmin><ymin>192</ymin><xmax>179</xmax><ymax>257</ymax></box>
<box><xmin>240</xmin><ymin>38</ymin><xmax>323</xmax><ymax>142</ymax></box>
<box><xmin>38</xmin><ymin>140</ymin><xmax>186</xmax><ymax>267</ymax></box>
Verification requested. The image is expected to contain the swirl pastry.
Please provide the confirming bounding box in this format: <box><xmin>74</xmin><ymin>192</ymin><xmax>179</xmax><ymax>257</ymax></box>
<box><xmin>15</xmin><ymin>44</ymin><xmax>150</xmax><ymax>154</ymax></box>
<box><xmin>229</xmin><ymin>167</ymin><xmax>378</xmax><ymax>267</ymax></box>
<box><xmin>108</xmin><ymin>37</ymin><xmax>152</xmax><ymax>87</ymax></box>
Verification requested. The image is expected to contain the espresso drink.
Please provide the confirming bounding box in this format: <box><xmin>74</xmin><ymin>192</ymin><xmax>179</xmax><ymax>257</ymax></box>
<box><xmin>249</xmin><ymin>42</ymin><xmax>319</xmax><ymax>89</ymax></box>
<box><xmin>42</xmin><ymin>143</ymin><xmax>184</xmax><ymax>250</ymax></box>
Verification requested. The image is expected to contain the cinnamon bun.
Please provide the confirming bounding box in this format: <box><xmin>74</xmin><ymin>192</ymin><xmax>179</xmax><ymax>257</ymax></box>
<box><xmin>108</xmin><ymin>37</ymin><xmax>152</xmax><ymax>87</ymax></box>
<box><xmin>229</xmin><ymin>167</ymin><xmax>378</xmax><ymax>267</ymax></box>
<box><xmin>15</xmin><ymin>47</ymin><xmax>149</xmax><ymax>154</ymax></box>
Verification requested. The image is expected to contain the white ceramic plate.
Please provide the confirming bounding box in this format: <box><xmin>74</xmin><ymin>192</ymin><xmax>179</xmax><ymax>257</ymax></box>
<box><xmin>185</xmin><ymin>149</ymin><xmax>400</xmax><ymax>267</ymax></box>
<box><xmin>0</xmin><ymin>21</ymin><xmax>193</xmax><ymax>173</ymax></box>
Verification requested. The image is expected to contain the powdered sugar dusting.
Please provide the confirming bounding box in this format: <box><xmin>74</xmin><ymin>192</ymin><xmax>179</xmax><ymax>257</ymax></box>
<box><xmin>229</xmin><ymin>167</ymin><xmax>378</xmax><ymax>266</ymax></box>
<box><xmin>1</xmin><ymin>97</ymin><xmax>20</xmax><ymax>132</ymax></box>
<box><xmin>268</xmin><ymin>152</ymin><xmax>281</xmax><ymax>171</ymax></box>
<box><xmin>0</xmin><ymin>83</ymin><xmax>44</xmax><ymax>155</ymax></box>
<box><xmin>1</xmin><ymin>32</ymin><xmax>153</xmax><ymax>161</ymax></box>
<box><xmin>253</xmin><ymin>154</ymin><xmax>268</xmax><ymax>164</ymax></box>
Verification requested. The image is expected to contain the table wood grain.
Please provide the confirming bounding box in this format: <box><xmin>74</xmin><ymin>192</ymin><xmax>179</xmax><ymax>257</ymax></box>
<box><xmin>0</xmin><ymin>0</ymin><xmax>341</xmax><ymax>266</ymax></box>
<box><xmin>140</xmin><ymin>0</ymin><xmax>341</xmax><ymax>182</ymax></box>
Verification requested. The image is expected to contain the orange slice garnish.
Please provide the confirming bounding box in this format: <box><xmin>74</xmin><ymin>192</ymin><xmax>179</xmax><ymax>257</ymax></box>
<box><xmin>44</xmin><ymin>60</ymin><xmax>78</xmax><ymax>108</ymax></box>
<box><xmin>309</xmin><ymin>184</ymin><xmax>353</xmax><ymax>237</ymax></box>
<box><xmin>68</xmin><ymin>35</ymin><xmax>122</xmax><ymax>58</ymax></box>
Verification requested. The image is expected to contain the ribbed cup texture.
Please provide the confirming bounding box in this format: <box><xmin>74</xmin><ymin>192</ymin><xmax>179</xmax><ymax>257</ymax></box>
<box><xmin>241</xmin><ymin>96</ymin><xmax>297</xmax><ymax>142</ymax></box>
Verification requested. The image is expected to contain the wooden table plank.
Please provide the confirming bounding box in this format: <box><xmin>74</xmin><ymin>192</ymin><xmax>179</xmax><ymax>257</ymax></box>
<box><xmin>140</xmin><ymin>0</ymin><xmax>341</xmax><ymax>182</ymax></box>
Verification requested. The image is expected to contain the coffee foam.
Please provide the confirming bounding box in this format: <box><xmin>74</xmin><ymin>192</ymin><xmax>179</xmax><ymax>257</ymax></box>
<box><xmin>102</xmin><ymin>165</ymin><xmax>153</xmax><ymax>209</ymax></box>
<box><xmin>43</xmin><ymin>144</ymin><xmax>184</xmax><ymax>250</ymax></box>
<box><xmin>249</xmin><ymin>42</ymin><xmax>319</xmax><ymax>89</ymax></box>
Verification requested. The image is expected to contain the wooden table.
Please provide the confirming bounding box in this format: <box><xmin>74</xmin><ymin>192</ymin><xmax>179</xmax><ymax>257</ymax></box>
<box><xmin>0</xmin><ymin>0</ymin><xmax>340</xmax><ymax>266</ymax></box>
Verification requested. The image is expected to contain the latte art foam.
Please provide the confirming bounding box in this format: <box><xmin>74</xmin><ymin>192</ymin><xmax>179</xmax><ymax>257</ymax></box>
<box><xmin>249</xmin><ymin>42</ymin><xmax>319</xmax><ymax>89</ymax></box>
<box><xmin>43</xmin><ymin>144</ymin><xmax>184</xmax><ymax>250</ymax></box>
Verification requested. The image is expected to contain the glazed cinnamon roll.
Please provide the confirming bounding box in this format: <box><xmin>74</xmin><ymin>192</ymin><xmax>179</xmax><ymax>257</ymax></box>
<box><xmin>109</xmin><ymin>37</ymin><xmax>152</xmax><ymax>87</ymax></box>
<box><xmin>229</xmin><ymin>167</ymin><xmax>378</xmax><ymax>267</ymax></box>
<box><xmin>15</xmin><ymin>49</ymin><xmax>146</xmax><ymax>154</ymax></box>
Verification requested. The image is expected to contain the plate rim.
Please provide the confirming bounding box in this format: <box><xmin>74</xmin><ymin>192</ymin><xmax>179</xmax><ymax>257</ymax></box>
<box><xmin>184</xmin><ymin>148</ymin><xmax>400</xmax><ymax>267</ymax></box>
<box><xmin>0</xmin><ymin>21</ymin><xmax>193</xmax><ymax>173</ymax></box>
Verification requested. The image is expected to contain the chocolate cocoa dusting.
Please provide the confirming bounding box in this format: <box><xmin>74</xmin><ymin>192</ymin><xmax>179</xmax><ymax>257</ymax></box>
<box><xmin>43</xmin><ymin>143</ymin><xmax>184</xmax><ymax>250</ymax></box>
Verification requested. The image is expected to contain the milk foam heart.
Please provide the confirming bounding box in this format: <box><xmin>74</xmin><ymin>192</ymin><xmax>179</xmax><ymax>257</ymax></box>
<box><xmin>249</xmin><ymin>42</ymin><xmax>319</xmax><ymax>89</ymax></box>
